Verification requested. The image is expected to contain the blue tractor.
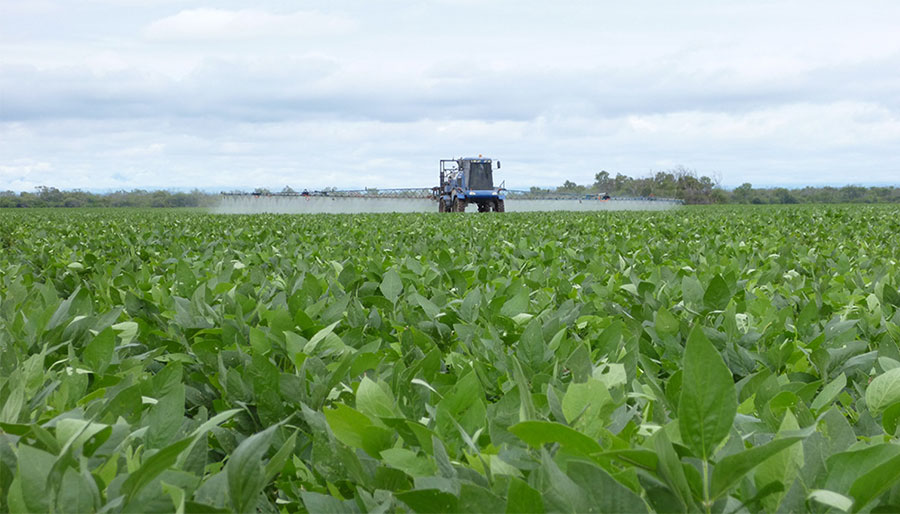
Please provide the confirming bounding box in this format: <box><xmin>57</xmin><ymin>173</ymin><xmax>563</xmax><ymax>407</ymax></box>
<box><xmin>433</xmin><ymin>157</ymin><xmax>506</xmax><ymax>212</ymax></box>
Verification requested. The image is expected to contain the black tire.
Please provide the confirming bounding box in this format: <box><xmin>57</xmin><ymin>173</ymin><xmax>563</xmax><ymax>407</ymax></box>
<box><xmin>494</xmin><ymin>200</ymin><xmax>505</xmax><ymax>212</ymax></box>
<box><xmin>454</xmin><ymin>198</ymin><xmax>466</xmax><ymax>212</ymax></box>
<box><xmin>438</xmin><ymin>200</ymin><xmax>445</xmax><ymax>213</ymax></box>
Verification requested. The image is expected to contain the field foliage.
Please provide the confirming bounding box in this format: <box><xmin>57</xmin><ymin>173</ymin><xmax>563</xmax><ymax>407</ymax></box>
<box><xmin>1</xmin><ymin>206</ymin><xmax>900</xmax><ymax>513</ymax></box>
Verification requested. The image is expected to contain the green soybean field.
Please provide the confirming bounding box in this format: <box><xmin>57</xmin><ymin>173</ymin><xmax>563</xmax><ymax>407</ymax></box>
<box><xmin>2</xmin><ymin>206</ymin><xmax>900</xmax><ymax>513</ymax></box>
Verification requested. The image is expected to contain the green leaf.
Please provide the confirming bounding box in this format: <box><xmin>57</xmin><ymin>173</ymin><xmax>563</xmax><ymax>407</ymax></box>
<box><xmin>540</xmin><ymin>449</ymin><xmax>591</xmax><ymax>512</ymax></box>
<box><xmin>754</xmin><ymin>410</ymin><xmax>803</xmax><ymax>510</ymax></box>
<box><xmin>506</xmin><ymin>477</ymin><xmax>544</xmax><ymax>514</ymax></box>
<box><xmin>509</xmin><ymin>420</ymin><xmax>603</xmax><ymax>455</ymax></box>
<box><xmin>567</xmin><ymin>460</ymin><xmax>649</xmax><ymax>513</ymax></box>
<box><xmin>146</xmin><ymin>384</ymin><xmax>185</xmax><ymax>449</ymax></box>
<box><xmin>397</xmin><ymin>489</ymin><xmax>458</xmax><ymax>513</ymax></box>
<box><xmin>121</xmin><ymin>437</ymin><xmax>193</xmax><ymax>504</ymax></box>
<box><xmin>561</xmin><ymin>378</ymin><xmax>614</xmax><ymax>438</ymax></box>
<box><xmin>300</xmin><ymin>491</ymin><xmax>352</xmax><ymax>513</ymax></box>
<box><xmin>356</xmin><ymin>376</ymin><xmax>399</xmax><ymax>419</ymax></box>
<box><xmin>83</xmin><ymin>327</ymin><xmax>116</xmax><ymax>374</ymax></box>
<box><xmin>15</xmin><ymin>444</ymin><xmax>55</xmax><ymax>513</ymax></box>
<box><xmin>866</xmin><ymin>367</ymin><xmax>900</xmax><ymax>414</ymax></box>
<box><xmin>380</xmin><ymin>268</ymin><xmax>403</xmax><ymax>303</ymax></box>
<box><xmin>655</xmin><ymin>307</ymin><xmax>679</xmax><ymax>336</ymax></box>
<box><xmin>848</xmin><ymin>453</ymin><xmax>900</xmax><ymax>512</ymax></box>
<box><xmin>882</xmin><ymin>401</ymin><xmax>900</xmax><ymax>435</ymax></box>
<box><xmin>380</xmin><ymin>448</ymin><xmax>436</xmax><ymax>477</ymax></box>
<box><xmin>811</xmin><ymin>372</ymin><xmax>846</xmax><ymax>411</ymax></box>
<box><xmin>226</xmin><ymin>425</ymin><xmax>278</xmax><ymax>514</ymax></box>
<box><xmin>56</xmin><ymin>468</ymin><xmax>98</xmax><ymax>514</ymax></box>
<box><xmin>825</xmin><ymin>444</ymin><xmax>900</xmax><ymax>494</ymax></box>
<box><xmin>264</xmin><ymin>430</ymin><xmax>297</xmax><ymax>482</ymax></box>
<box><xmin>650</xmin><ymin>428</ymin><xmax>695</xmax><ymax>511</ymax></box>
<box><xmin>807</xmin><ymin>490</ymin><xmax>853</xmax><ymax>512</ymax></box>
<box><xmin>324</xmin><ymin>403</ymin><xmax>372</xmax><ymax>449</ymax></box>
<box><xmin>678</xmin><ymin>325</ymin><xmax>737</xmax><ymax>460</ymax></box>
<box><xmin>500</xmin><ymin>291</ymin><xmax>530</xmax><ymax>317</ymax></box>
<box><xmin>459</xmin><ymin>483</ymin><xmax>506</xmax><ymax>514</ymax></box>
<box><xmin>710</xmin><ymin>429</ymin><xmax>811</xmax><ymax>499</ymax></box>
<box><xmin>703</xmin><ymin>274</ymin><xmax>731</xmax><ymax>311</ymax></box>
<box><xmin>517</xmin><ymin>318</ymin><xmax>547</xmax><ymax>372</ymax></box>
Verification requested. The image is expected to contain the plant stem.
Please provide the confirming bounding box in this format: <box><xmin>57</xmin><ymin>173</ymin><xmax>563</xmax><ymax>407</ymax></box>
<box><xmin>703</xmin><ymin>458</ymin><xmax>711</xmax><ymax>514</ymax></box>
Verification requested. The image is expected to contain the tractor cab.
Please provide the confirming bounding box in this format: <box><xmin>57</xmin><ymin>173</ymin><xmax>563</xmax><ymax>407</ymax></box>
<box><xmin>436</xmin><ymin>157</ymin><xmax>506</xmax><ymax>212</ymax></box>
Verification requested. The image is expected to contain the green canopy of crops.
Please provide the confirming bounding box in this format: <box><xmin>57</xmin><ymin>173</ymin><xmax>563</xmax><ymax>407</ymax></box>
<box><xmin>1</xmin><ymin>206</ymin><xmax>900</xmax><ymax>513</ymax></box>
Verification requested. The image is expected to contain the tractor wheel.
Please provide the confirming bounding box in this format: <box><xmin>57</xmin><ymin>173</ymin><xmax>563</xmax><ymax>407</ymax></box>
<box><xmin>454</xmin><ymin>198</ymin><xmax>466</xmax><ymax>212</ymax></box>
<box><xmin>494</xmin><ymin>200</ymin><xmax>505</xmax><ymax>212</ymax></box>
<box><xmin>438</xmin><ymin>200</ymin><xmax>445</xmax><ymax>213</ymax></box>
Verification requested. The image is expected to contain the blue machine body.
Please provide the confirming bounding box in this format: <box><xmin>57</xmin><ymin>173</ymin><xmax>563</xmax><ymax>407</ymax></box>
<box><xmin>434</xmin><ymin>157</ymin><xmax>506</xmax><ymax>212</ymax></box>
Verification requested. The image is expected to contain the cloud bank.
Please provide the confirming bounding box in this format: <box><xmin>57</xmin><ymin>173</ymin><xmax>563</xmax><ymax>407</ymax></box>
<box><xmin>1</xmin><ymin>1</ymin><xmax>899</xmax><ymax>191</ymax></box>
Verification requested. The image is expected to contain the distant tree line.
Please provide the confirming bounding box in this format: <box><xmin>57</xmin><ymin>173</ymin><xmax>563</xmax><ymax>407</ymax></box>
<box><xmin>548</xmin><ymin>167</ymin><xmax>900</xmax><ymax>204</ymax></box>
<box><xmin>3</xmin><ymin>174</ymin><xmax>898</xmax><ymax>208</ymax></box>
<box><xmin>0</xmin><ymin>187</ymin><xmax>218</xmax><ymax>208</ymax></box>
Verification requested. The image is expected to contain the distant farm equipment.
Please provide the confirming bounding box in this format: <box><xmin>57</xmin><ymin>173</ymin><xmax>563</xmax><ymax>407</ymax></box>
<box><xmin>217</xmin><ymin>157</ymin><xmax>683</xmax><ymax>213</ymax></box>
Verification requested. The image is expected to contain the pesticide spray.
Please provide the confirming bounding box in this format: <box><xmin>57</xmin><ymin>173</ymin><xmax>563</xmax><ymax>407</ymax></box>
<box><xmin>215</xmin><ymin>195</ymin><xmax>681</xmax><ymax>214</ymax></box>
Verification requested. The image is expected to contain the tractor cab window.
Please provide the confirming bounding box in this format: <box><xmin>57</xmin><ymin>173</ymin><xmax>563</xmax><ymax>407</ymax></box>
<box><xmin>466</xmin><ymin>162</ymin><xmax>493</xmax><ymax>190</ymax></box>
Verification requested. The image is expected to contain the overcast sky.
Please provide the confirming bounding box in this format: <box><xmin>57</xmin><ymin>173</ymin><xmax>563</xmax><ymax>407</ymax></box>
<box><xmin>2</xmin><ymin>0</ymin><xmax>899</xmax><ymax>191</ymax></box>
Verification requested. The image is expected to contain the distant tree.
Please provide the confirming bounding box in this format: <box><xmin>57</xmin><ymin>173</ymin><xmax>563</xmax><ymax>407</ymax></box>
<box><xmin>558</xmin><ymin>180</ymin><xmax>586</xmax><ymax>194</ymax></box>
<box><xmin>593</xmin><ymin>171</ymin><xmax>612</xmax><ymax>192</ymax></box>
<box><xmin>773</xmin><ymin>188</ymin><xmax>798</xmax><ymax>204</ymax></box>
<box><xmin>732</xmin><ymin>183</ymin><xmax>753</xmax><ymax>203</ymax></box>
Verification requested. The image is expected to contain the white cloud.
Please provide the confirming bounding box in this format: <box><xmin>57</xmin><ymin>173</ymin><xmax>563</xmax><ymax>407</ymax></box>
<box><xmin>143</xmin><ymin>8</ymin><xmax>356</xmax><ymax>40</ymax></box>
<box><xmin>1</xmin><ymin>0</ymin><xmax>899</xmax><ymax>191</ymax></box>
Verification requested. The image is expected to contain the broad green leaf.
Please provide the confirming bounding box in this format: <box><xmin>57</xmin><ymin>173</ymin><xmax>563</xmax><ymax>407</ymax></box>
<box><xmin>866</xmin><ymin>367</ymin><xmax>900</xmax><ymax>414</ymax></box>
<box><xmin>226</xmin><ymin>425</ymin><xmax>278</xmax><ymax>514</ymax></box>
<box><xmin>882</xmin><ymin>401</ymin><xmax>900</xmax><ymax>435</ymax></box>
<box><xmin>509</xmin><ymin>420</ymin><xmax>603</xmax><ymax>455</ymax></box>
<box><xmin>848</xmin><ymin>453</ymin><xmax>900</xmax><ymax>512</ymax></box>
<box><xmin>380</xmin><ymin>268</ymin><xmax>403</xmax><ymax>303</ymax></box>
<box><xmin>754</xmin><ymin>410</ymin><xmax>803</xmax><ymax>510</ymax></box>
<box><xmin>561</xmin><ymin>378</ymin><xmax>614</xmax><ymax>438</ymax></box>
<box><xmin>651</xmin><ymin>429</ymin><xmax>694</xmax><ymax>511</ymax></box>
<box><xmin>811</xmin><ymin>372</ymin><xmax>846</xmax><ymax>411</ymax></box>
<box><xmin>655</xmin><ymin>307</ymin><xmax>679</xmax><ymax>336</ymax></box>
<box><xmin>825</xmin><ymin>444</ymin><xmax>900</xmax><ymax>494</ymax></box>
<box><xmin>83</xmin><ymin>327</ymin><xmax>116</xmax><ymax>374</ymax></box>
<box><xmin>458</xmin><ymin>483</ymin><xmax>505</xmax><ymax>514</ymax></box>
<box><xmin>56</xmin><ymin>467</ymin><xmax>98</xmax><ymax>514</ymax></box>
<box><xmin>380</xmin><ymin>448</ymin><xmax>436</xmax><ymax>477</ymax></box>
<box><xmin>301</xmin><ymin>491</ymin><xmax>352</xmax><ymax>513</ymax></box>
<box><xmin>703</xmin><ymin>274</ymin><xmax>731</xmax><ymax>311</ymax></box>
<box><xmin>146</xmin><ymin>384</ymin><xmax>185</xmax><ymax>449</ymax></box>
<box><xmin>121</xmin><ymin>437</ymin><xmax>193</xmax><ymax>503</ymax></box>
<box><xmin>710</xmin><ymin>427</ymin><xmax>812</xmax><ymax>499</ymax></box>
<box><xmin>808</xmin><ymin>490</ymin><xmax>853</xmax><ymax>512</ymax></box>
<box><xmin>54</xmin><ymin>419</ymin><xmax>109</xmax><ymax>450</ymax></box>
<box><xmin>356</xmin><ymin>376</ymin><xmax>399</xmax><ymax>419</ymax></box>
<box><xmin>678</xmin><ymin>325</ymin><xmax>737</xmax><ymax>460</ymax></box>
<box><xmin>264</xmin><ymin>430</ymin><xmax>297</xmax><ymax>482</ymax></box>
<box><xmin>568</xmin><ymin>460</ymin><xmax>649</xmax><ymax>513</ymax></box>
<box><xmin>0</xmin><ymin>381</ymin><xmax>24</xmax><ymax>424</ymax></box>
<box><xmin>15</xmin><ymin>444</ymin><xmax>55</xmax><ymax>513</ymax></box>
<box><xmin>517</xmin><ymin>318</ymin><xmax>547</xmax><ymax>372</ymax></box>
<box><xmin>539</xmin><ymin>449</ymin><xmax>592</xmax><ymax>512</ymax></box>
<box><xmin>324</xmin><ymin>403</ymin><xmax>372</xmax><ymax>449</ymax></box>
<box><xmin>506</xmin><ymin>477</ymin><xmax>544</xmax><ymax>514</ymax></box>
<box><xmin>397</xmin><ymin>489</ymin><xmax>458</xmax><ymax>513</ymax></box>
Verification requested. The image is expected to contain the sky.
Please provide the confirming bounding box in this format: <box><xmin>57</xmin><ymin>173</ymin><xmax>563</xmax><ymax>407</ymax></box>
<box><xmin>1</xmin><ymin>0</ymin><xmax>899</xmax><ymax>192</ymax></box>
